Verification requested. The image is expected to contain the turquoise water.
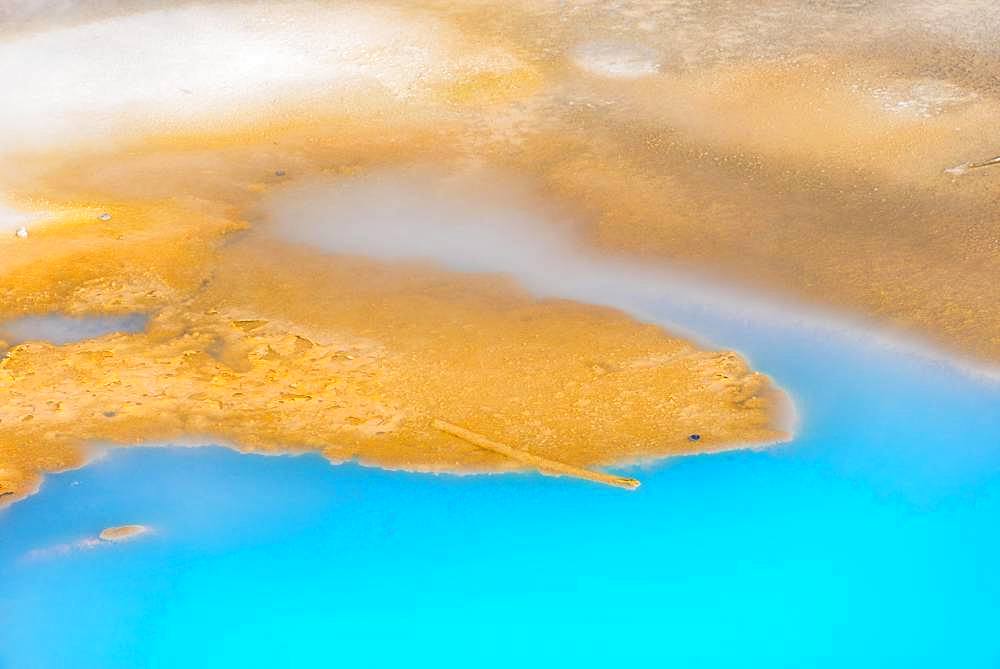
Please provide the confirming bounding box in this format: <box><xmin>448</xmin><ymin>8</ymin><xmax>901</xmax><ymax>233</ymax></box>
<box><xmin>2</xmin><ymin>281</ymin><xmax>998</xmax><ymax>667</ymax></box>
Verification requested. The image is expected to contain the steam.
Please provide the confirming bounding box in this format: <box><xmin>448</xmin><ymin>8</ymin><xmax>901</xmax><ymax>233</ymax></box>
<box><xmin>270</xmin><ymin>168</ymin><xmax>581</xmax><ymax>280</ymax></box>
<box><xmin>0</xmin><ymin>2</ymin><xmax>517</xmax><ymax>157</ymax></box>
<box><xmin>0</xmin><ymin>199</ymin><xmax>37</xmax><ymax>234</ymax></box>
<box><xmin>264</xmin><ymin>167</ymin><xmax>1000</xmax><ymax>385</ymax></box>
<box><xmin>0</xmin><ymin>314</ymin><xmax>148</xmax><ymax>346</ymax></box>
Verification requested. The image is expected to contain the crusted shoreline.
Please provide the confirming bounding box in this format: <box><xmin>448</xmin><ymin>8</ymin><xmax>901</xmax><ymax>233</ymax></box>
<box><xmin>0</xmin><ymin>202</ymin><xmax>790</xmax><ymax>505</ymax></box>
<box><xmin>4</xmin><ymin>0</ymin><xmax>995</xmax><ymax>507</ymax></box>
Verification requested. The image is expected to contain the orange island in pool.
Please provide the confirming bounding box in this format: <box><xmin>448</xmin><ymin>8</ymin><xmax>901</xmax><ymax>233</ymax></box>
<box><xmin>3</xmin><ymin>0</ymin><xmax>998</xmax><ymax>504</ymax></box>
<box><xmin>0</xmin><ymin>195</ymin><xmax>789</xmax><ymax>502</ymax></box>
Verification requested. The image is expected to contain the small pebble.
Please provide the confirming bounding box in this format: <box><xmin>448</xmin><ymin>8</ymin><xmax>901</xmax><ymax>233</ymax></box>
<box><xmin>98</xmin><ymin>212</ymin><xmax>112</xmax><ymax>221</ymax></box>
<box><xmin>14</xmin><ymin>226</ymin><xmax>28</xmax><ymax>239</ymax></box>
<box><xmin>688</xmin><ymin>434</ymin><xmax>701</xmax><ymax>442</ymax></box>
<box><xmin>275</xmin><ymin>170</ymin><xmax>286</xmax><ymax>177</ymax></box>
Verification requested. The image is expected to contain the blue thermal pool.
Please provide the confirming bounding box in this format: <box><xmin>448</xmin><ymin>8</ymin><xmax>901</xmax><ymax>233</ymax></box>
<box><xmin>2</xmin><ymin>265</ymin><xmax>998</xmax><ymax>668</ymax></box>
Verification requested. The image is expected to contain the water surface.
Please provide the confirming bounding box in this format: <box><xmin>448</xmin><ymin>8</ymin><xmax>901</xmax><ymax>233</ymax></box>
<box><xmin>3</xmin><ymin>3</ymin><xmax>999</xmax><ymax>667</ymax></box>
<box><xmin>2</xmin><ymin>264</ymin><xmax>997</xmax><ymax>668</ymax></box>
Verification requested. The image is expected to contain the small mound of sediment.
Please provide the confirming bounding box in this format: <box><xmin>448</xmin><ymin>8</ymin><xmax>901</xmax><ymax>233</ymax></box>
<box><xmin>99</xmin><ymin>525</ymin><xmax>150</xmax><ymax>542</ymax></box>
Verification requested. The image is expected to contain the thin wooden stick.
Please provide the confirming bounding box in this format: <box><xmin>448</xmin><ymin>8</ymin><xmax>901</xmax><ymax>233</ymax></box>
<box><xmin>432</xmin><ymin>418</ymin><xmax>640</xmax><ymax>490</ymax></box>
<box><xmin>945</xmin><ymin>155</ymin><xmax>1000</xmax><ymax>175</ymax></box>
<box><xmin>968</xmin><ymin>155</ymin><xmax>1000</xmax><ymax>169</ymax></box>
